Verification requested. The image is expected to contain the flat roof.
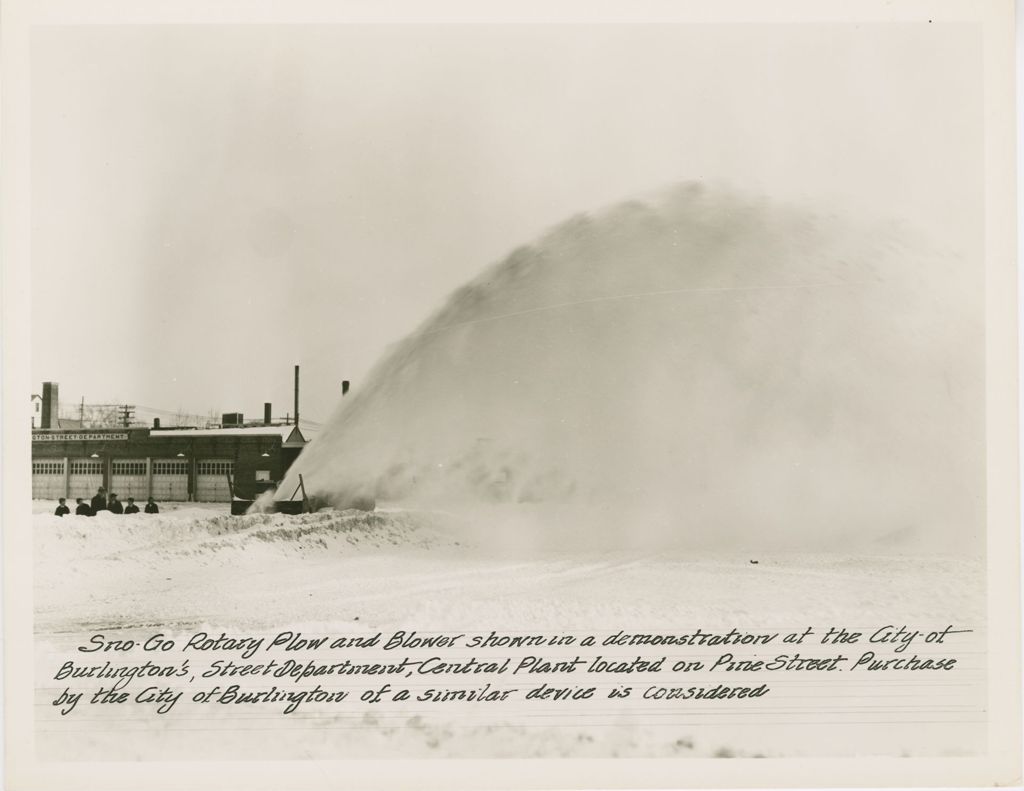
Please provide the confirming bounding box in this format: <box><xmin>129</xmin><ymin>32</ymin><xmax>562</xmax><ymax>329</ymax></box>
<box><xmin>153</xmin><ymin>425</ymin><xmax>304</xmax><ymax>441</ymax></box>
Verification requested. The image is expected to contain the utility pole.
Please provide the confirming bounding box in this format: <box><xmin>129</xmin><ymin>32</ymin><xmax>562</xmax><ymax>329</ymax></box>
<box><xmin>119</xmin><ymin>404</ymin><xmax>136</xmax><ymax>428</ymax></box>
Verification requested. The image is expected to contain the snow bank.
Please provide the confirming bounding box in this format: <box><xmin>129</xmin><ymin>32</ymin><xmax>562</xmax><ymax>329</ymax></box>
<box><xmin>36</xmin><ymin>507</ymin><xmax>458</xmax><ymax>565</ymax></box>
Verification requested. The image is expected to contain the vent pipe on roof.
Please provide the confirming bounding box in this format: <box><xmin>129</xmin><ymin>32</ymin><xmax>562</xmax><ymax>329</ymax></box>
<box><xmin>153</xmin><ymin>417</ymin><xmax>161</xmax><ymax>429</ymax></box>
<box><xmin>294</xmin><ymin>365</ymin><xmax>300</xmax><ymax>429</ymax></box>
<box><xmin>342</xmin><ymin>380</ymin><xmax>350</xmax><ymax>396</ymax></box>
<box><xmin>264</xmin><ymin>403</ymin><xmax>272</xmax><ymax>425</ymax></box>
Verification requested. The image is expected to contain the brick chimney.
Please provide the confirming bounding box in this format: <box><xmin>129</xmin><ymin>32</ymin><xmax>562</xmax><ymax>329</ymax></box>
<box><xmin>41</xmin><ymin>382</ymin><xmax>59</xmax><ymax>429</ymax></box>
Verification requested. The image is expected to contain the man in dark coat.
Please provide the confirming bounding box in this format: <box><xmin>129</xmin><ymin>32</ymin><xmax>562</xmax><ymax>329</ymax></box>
<box><xmin>124</xmin><ymin>497</ymin><xmax>140</xmax><ymax>514</ymax></box>
<box><xmin>108</xmin><ymin>494</ymin><xmax>124</xmax><ymax>514</ymax></box>
<box><xmin>75</xmin><ymin>498</ymin><xmax>92</xmax><ymax>516</ymax></box>
<box><xmin>144</xmin><ymin>497</ymin><xmax>159</xmax><ymax>514</ymax></box>
<box><xmin>54</xmin><ymin>498</ymin><xmax>70</xmax><ymax>516</ymax></box>
<box><xmin>90</xmin><ymin>486</ymin><xmax>108</xmax><ymax>515</ymax></box>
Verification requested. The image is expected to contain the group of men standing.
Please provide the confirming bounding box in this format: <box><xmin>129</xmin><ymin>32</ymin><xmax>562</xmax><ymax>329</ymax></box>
<box><xmin>54</xmin><ymin>486</ymin><xmax>160</xmax><ymax>517</ymax></box>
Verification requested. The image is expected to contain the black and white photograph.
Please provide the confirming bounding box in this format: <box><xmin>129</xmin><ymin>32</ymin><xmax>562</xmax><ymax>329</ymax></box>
<box><xmin>3</xmin><ymin>1</ymin><xmax>1020</xmax><ymax>788</ymax></box>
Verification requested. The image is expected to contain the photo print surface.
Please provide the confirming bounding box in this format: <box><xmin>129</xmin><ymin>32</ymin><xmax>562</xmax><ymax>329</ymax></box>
<box><xmin>6</xmin><ymin>8</ymin><xmax>1017</xmax><ymax>788</ymax></box>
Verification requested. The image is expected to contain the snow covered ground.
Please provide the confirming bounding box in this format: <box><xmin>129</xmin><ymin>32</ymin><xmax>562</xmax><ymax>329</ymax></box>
<box><xmin>33</xmin><ymin>503</ymin><xmax>986</xmax><ymax>760</ymax></box>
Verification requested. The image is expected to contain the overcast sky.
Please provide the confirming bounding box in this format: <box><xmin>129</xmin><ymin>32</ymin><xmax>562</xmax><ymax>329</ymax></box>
<box><xmin>30</xmin><ymin>23</ymin><xmax>981</xmax><ymax>428</ymax></box>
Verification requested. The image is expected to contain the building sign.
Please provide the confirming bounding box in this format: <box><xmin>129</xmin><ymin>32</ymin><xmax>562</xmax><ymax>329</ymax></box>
<box><xmin>33</xmin><ymin>432</ymin><xmax>129</xmax><ymax>442</ymax></box>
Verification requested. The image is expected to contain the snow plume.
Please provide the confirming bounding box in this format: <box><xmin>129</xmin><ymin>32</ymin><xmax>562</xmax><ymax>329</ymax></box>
<box><xmin>279</xmin><ymin>183</ymin><xmax>983</xmax><ymax>554</ymax></box>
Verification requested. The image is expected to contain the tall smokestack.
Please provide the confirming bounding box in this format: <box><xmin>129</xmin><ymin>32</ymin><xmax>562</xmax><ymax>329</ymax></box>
<box><xmin>342</xmin><ymin>380</ymin><xmax>350</xmax><ymax>396</ymax></box>
<box><xmin>41</xmin><ymin>382</ymin><xmax>59</xmax><ymax>429</ymax></box>
<box><xmin>294</xmin><ymin>365</ymin><xmax>300</xmax><ymax>428</ymax></box>
<box><xmin>264</xmin><ymin>402</ymin><xmax>272</xmax><ymax>425</ymax></box>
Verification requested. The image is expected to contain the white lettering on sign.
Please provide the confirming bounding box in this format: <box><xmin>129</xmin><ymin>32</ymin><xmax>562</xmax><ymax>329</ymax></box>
<box><xmin>33</xmin><ymin>432</ymin><xmax>129</xmax><ymax>442</ymax></box>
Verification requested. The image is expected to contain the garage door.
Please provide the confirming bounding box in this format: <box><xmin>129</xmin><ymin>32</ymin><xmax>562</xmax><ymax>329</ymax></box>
<box><xmin>195</xmin><ymin>459</ymin><xmax>234</xmax><ymax>502</ymax></box>
<box><xmin>32</xmin><ymin>460</ymin><xmax>66</xmax><ymax>500</ymax></box>
<box><xmin>152</xmin><ymin>459</ymin><xmax>189</xmax><ymax>501</ymax></box>
<box><xmin>68</xmin><ymin>459</ymin><xmax>104</xmax><ymax>500</ymax></box>
<box><xmin>111</xmin><ymin>459</ymin><xmax>148</xmax><ymax>500</ymax></box>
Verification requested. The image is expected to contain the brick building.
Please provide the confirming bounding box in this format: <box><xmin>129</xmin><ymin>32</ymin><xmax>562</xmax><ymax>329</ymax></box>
<box><xmin>31</xmin><ymin>424</ymin><xmax>308</xmax><ymax>502</ymax></box>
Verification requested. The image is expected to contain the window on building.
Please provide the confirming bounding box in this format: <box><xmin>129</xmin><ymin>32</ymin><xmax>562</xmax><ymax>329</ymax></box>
<box><xmin>112</xmin><ymin>460</ymin><xmax>146</xmax><ymax>475</ymax></box>
<box><xmin>32</xmin><ymin>461</ymin><xmax>65</xmax><ymax>475</ymax></box>
<box><xmin>69</xmin><ymin>460</ymin><xmax>103</xmax><ymax>475</ymax></box>
<box><xmin>153</xmin><ymin>460</ymin><xmax>188</xmax><ymax>475</ymax></box>
<box><xmin>197</xmin><ymin>460</ymin><xmax>234</xmax><ymax>475</ymax></box>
